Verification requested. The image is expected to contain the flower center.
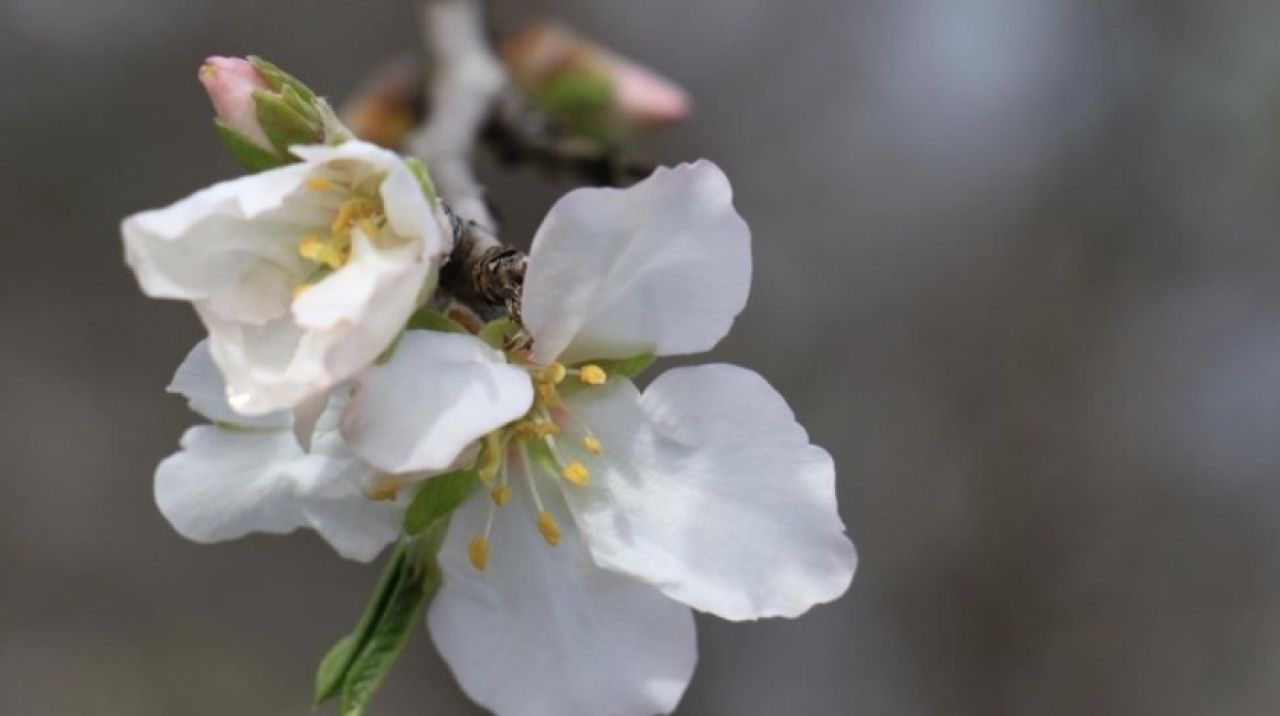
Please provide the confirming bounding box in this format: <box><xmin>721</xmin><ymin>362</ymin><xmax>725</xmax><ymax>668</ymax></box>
<box><xmin>466</xmin><ymin>360</ymin><xmax>611</xmax><ymax>571</ymax></box>
<box><xmin>293</xmin><ymin>176</ymin><xmax>387</xmax><ymax>295</ymax></box>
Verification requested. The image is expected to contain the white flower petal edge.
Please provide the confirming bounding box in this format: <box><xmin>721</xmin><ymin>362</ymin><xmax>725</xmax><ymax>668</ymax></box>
<box><xmin>156</xmin><ymin>341</ymin><xmax>404</xmax><ymax>562</ymax></box>
<box><xmin>342</xmin><ymin>331</ymin><xmax>534</xmax><ymax>474</ymax></box>
<box><xmin>123</xmin><ymin>139</ymin><xmax>446</xmax><ymax>415</ymax></box>
<box><xmin>522</xmin><ymin>160</ymin><xmax>751</xmax><ymax>365</ymax></box>
<box><xmin>167</xmin><ymin>340</ymin><xmax>288</xmax><ymax>430</ymax></box>
<box><xmin>562</xmin><ymin>364</ymin><xmax>858</xmax><ymax>621</ymax></box>
<box><xmin>429</xmin><ymin>484</ymin><xmax>697</xmax><ymax>716</ymax></box>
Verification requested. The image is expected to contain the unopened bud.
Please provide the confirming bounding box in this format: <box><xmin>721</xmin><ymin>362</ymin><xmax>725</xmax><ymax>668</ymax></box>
<box><xmin>501</xmin><ymin>21</ymin><xmax>691</xmax><ymax>142</ymax></box>
<box><xmin>200</xmin><ymin>57</ymin><xmax>274</xmax><ymax>152</ymax></box>
<box><xmin>200</xmin><ymin>55</ymin><xmax>350</xmax><ymax>172</ymax></box>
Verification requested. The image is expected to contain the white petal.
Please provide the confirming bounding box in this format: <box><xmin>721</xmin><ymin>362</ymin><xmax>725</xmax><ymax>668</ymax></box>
<box><xmin>292</xmin><ymin>142</ymin><xmax>446</xmax><ymax>256</ymax></box>
<box><xmin>155</xmin><ymin>424</ymin><xmax>402</xmax><ymax>562</ymax></box>
<box><xmin>154</xmin><ymin>425</ymin><xmax>306</xmax><ymax>544</ymax></box>
<box><xmin>341</xmin><ymin>331</ymin><xmax>533</xmax><ymax>473</ymax></box>
<box><xmin>129</xmin><ymin>140</ymin><xmax>446</xmax><ymax>416</ymax></box>
<box><xmin>522</xmin><ymin>160</ymin><xmax>751</xmax><ymax>364</ymax></box>
<box><xmin>563</xmin><ymin>365</ymin><xmax>857</xmax><ymax>621</ymax></box>
<box><xmin>292</xmin><ymin>429</ymin><xmax>406</xmax><ymax>562</ymax></box>
<box><xmin>291</xmin><ymin>389</ymin><xmax>331</xmax><ymax>452</ymax></box>
<box><xmin>122</xmin><ymin>162</ymin><xmax>315</xmax><ymax>317</ymax></box>
<box><xmin>429</xmin><ymin>488</ymin><xmax>696</xmax><ymax>716</ymax></box>
<box><xmin>167</xmin><ymin>340</ymin><xmax>290</xmax><ymax>429</ymax></box>
<box><xmin>197</xmin><ymin>307</ymin><xmax>329</xmax><ymax>415</ymax></box>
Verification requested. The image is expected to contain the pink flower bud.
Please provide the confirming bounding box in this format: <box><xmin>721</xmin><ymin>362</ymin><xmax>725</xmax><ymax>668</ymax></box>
<box><xmin>502</xmin><ymin>22</ymin><xmax>691</xmax><ymax>132</ymax></box>
<box><xmin>198</xmin><ymin>56</ymin><xmax>273</xmax><ymax>151</ymax></box>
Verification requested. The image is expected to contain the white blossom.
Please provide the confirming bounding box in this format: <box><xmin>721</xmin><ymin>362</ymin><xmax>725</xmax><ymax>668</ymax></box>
<box><xmin>154</xmin><ymin>341</ymin><xmax>407</xmax><ymax>562</ymax></box>
<box><xmin>123</xmin><ymin>140</ymin><xmax>447</xmax><ymax>417</ymax></box>
<box><xmin>342</xmin><ymin>161</ymin><xmax>857</xmax><ymax>715</ymax></box>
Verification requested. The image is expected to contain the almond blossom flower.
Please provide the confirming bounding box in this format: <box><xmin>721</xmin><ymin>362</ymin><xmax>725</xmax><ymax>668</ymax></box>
<box><xmin>122</xmin><ymin>140</ymin><xmax>447</xmax><ymax>417</ymax></box>
<box><xmin>341</xmin><ymin>161</ymin><xmax>858</xmax><ymax>715</ymax></box>
<box><xmin>155</xmin><ymin>341</ymin><xmax>406</xmax><ymax>562</ymax></box>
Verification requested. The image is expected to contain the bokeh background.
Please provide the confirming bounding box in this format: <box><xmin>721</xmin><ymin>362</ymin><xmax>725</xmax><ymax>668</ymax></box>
<box><xmin>4</xmin><ymin>0</ymin><xmax>1280</xmax><ymax>713</ymax></box>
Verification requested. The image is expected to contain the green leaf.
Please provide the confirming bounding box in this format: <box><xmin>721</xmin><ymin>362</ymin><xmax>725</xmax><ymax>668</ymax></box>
<box><xmin>406</xmin><ymin>308</ymin><xmax>468</xmax><ymax>335</ymax></box>
<box><xmin>213</xmin><ymin>120</ymin><xmax>287</xmax><ymax>172</ymax></box>
<box><xmin>314</xmin><ymin>634</ymin><xmax>357</xmax><ymax>705</ymax></box>
<box><xmin>478</xmin><ymin>317</ymin><xmax>521</xmax><ymax>349</ymax></box>
<box><xmin>340</xmin><ymin>524</ymin><xmax>448</xmax><ymax>716</ymax></box>
<box><xmin>312</xmin><ymin>546</ymin><xmax>408</xmax><ymax>706</ymax></box>
<box><xmin>254</xmin><ymin>89</ymin><xmax>322</xmax><ymax>156</ymax></box>
<box><xmin>592</xmin><ymin>352</ymin><xmax>655</xmax><ymax>379</ymax></box>
<box><xmin>403</xmin><ymin>467</ymin><xmax>478</xmax><ymax>536</ymax></box>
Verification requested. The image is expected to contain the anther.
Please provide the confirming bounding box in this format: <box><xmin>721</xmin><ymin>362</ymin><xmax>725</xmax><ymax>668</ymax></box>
<box><xmin>578</xmin><ymin>364</ymin><xmax>607</xmax><ymax>385</ymax></box>
<box><xmin>583</xmin><ymin>435</ymin><xmax>604</xmax><ymax>455</ymax></box>
<box><xmin>490</xmin><ymin>485</ymin><xmax>512</xmax><ymax>505</ymax></box>
<box><xmin>468</xmin><ymin>536</ymin><xmax>489</xmax><ymax>570</ymax></box>
<box><xmin>538</xmin><ymin>362</ymin><xmax>567</xmax><ymax>385</ymax></box>
<box><xmin>306</xmin><ymin>177</ymin><xmax>333</xmax><ymax>192</ymax></box>
<box><xmin>537</xmin><ymin>511</ymin><xmax>562</xmax><ymax>546</ymax></box>
<box><xmin>367</xmin><ymin>481</ymin><xmax>400</xmax><ymax>501</ymax></box>
<box><xmin>561</xmin><ymin>462</ymin><xmax>590</xmax><ymax>486</ymax></box>
<box><xmin>298</xmin><ymin>235</ymin><xmax>325</xmax><ymax>260</ymax></box>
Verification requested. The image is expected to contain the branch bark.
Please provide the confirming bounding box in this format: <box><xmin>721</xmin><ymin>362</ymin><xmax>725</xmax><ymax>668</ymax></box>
<box><xmin>409</xmin><ymin>0</ymin><xmax>526</xmax><ymax>317</ymax></box>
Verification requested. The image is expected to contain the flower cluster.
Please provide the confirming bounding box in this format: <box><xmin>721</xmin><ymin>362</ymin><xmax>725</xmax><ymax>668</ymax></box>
<box><xmin>123</xmin><ymin>57</ymin><xmax>856</xmax><ymax>716</ymax></box>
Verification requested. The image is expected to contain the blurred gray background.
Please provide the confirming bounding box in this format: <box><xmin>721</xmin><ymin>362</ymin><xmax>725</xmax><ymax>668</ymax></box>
<box><xmin>4</xmin><ymin>0</ymin><xmax>1280</xmax><ymax>713</ymax></box>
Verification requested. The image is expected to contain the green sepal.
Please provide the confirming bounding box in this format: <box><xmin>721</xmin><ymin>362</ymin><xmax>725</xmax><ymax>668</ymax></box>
<box><xmin>590</xmin><ymin>352</ymin><xmax>655</xmax><ymax>380</ymax></box>
<box><xmin>254</xmin><ymin>88</ymin><xmax>322</xmax><ymax>157</ymax></box>
<box><xmin>313</xmin><ymin>545</ymin><xmax>410</xmax><ymax>706</ymax></box>
<box><xmin>339</xmin><ymin>523</ymin><xmax>449</xmax><ymax>716</ymax></box>
<box><xmin>404</xmin><ymin>156</ymin><xmax>439</xmax><ymax>203</ymax></box>
<box><xmin>535</xmin><ymin>68</ymin><xmax>613</xmax><ymax>116</ymax></box>
<box><xmin>534</xmin><ymin>68</ymin><xmax>621</xmax><ymax>145</ymax></box>
<box><xmin>248</xmin><ymin>55</ymin><xmax>317</xmax><ymax>104</ymax></box>
<box><xmin>478</xmin><ymin>317</ymin><xmax>522</xmax><ymax>350</ymax></box>
<box><xmin>213</xmin><ymin>120</ymin><xmax>287</xmax><ymax>172</ymax></box>
<box><xmin>403</xmin><ymin>467</ymin><xmax>478</xmax><ymax>536</ymax></box>
<box><xmin>406</xmin><ymin>308</ymin><xmax>468</xmax><ymax>335</ymax></box>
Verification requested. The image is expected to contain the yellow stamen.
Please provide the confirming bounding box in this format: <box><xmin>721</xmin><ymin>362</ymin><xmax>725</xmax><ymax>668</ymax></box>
<box><xmin>583</xmin><ymin>435</ymin><xmax>603</xmax><ymax>455</ymax></box>
<box><xmin>468</xmin><ymin>536</ymin><xmax>489</xmax><ymax>570</ymax></box>
<box><xmin>536</xmin><ymin>382</ymin><xmax>561</xmax><ymax>407</ymax></box>
<box><xmin>292</xmin><ymin>283</ymin><xmax>313</xmax><ymax>300</ymax></box>
<box><xmin>535</xmin><ymin>421</ymin><xmax>560</xmax><ymax>437</ymax></box>
<box><xmin>561</xmin><ymin>461</ymin><xmax>590</xmax><ymax>486</ymax></box>
<box><xmin>298</xmin><ymin>235</ymin><xmax>325</xmax><ymax>261</ymax></box>
<box><xmin>306</xmin><ymin>177</ymin><xmax>333</xmax><ymax>192</ymax></box>
<box><xmin>358</xmin><ymin>217</ymin><xmax>380</xmax><ymax>239</ymax></box>
<box><xmin>490</xmin><ymin>485</ymin><xmax>512</xmax><ymax>505</ymax></box>
<box><xmin>578</xmin><ymin>364</ymin><xmax>607</xmax><ymax>385</ymax></box>
<box><xmin>538</xmin><ymin>362</ymin><xmax>567</xmax><ymax>384</ymax></box>
<box><xmin>537</xmin><ymin>511</ymin><xmax>562</xmax><ymax>546</ymax></box>
<box><xmin>367</xmin><ymin>480</ymin><xmax>400</xmax><ymax>502</ymax></box>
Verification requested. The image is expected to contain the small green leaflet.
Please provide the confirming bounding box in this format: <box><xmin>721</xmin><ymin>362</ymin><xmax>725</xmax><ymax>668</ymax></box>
<box><xmin>340</xmin><ymin>528</ymin><xmax>444</xmax><ymax>716</ymax></box>
<box><xmin>314</xmin><ymin>521</ymin><xmax>450</xmax><ymax>716</ymax></box>
<box><xmin>403</xmin><ymin>467</ymin><xmax>478</xmax><ymax>536</ymax></box>
<box><xmin>313</xmin><ymin>545</ymin><xmax>409</xmax><ymax>705</ymax></box>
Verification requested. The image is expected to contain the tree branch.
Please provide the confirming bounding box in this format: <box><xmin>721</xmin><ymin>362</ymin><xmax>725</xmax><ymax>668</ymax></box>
<box><xmin>408</xmin><ymin>0</ymin><xmax>525</xmax><ymax>318</ymax></box>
